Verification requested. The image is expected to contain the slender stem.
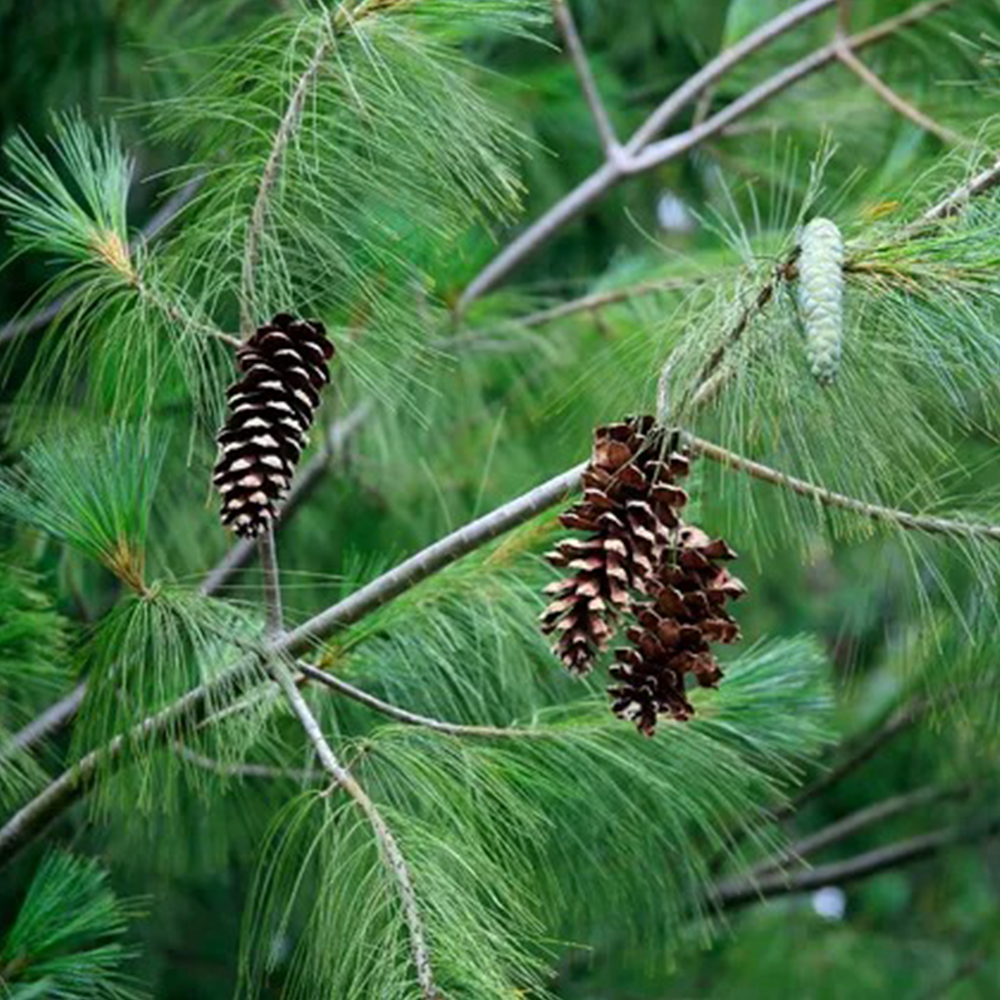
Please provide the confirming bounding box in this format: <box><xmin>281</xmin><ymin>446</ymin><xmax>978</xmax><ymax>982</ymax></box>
<box><xmin>456</xmin><ymin>276</ymin><xmax>707</xmax><ymax>343</ymax></box>
<box><xmin>241</xmin><ymin>30</ymin><xmax>332</xmax><ymax>333</ymax></box>
<box><xmin>240</xmin><ymin>0</ymin><xmax>414</xmax><ymax>332</ymax></box>
<box><xmin>918</xmin><ymin>154</ymin><xmax>1000</xmax><ymax>223</ymax></box>
<box><xmin>711</xmin><ymin>815</ymin><xmax>1000</xmax><ymax>910</ymax></box>
<box><xmin>177</xmin><ymin>745</ymin><xmax>324</xmax><ymax>783</ymax></box>
<box><xmin>551</xmin><ymin>0</ymin><xmax>620</xmax><ymax>157</ymax></box>
<box><xmin>752</xmin><ymin>783</ymin><xmax>966</xmax><ymax>876</ymax></box>
<box><xmin>257</xmin><ymin>528</ymin><xmax>285</xmax><ymax>636</ymax></box>
<box><xmin>688</xmin><ymin>435</ymin><xmax>1000</xmax><ymax>543</ymax></box>
<box><xmin>298</xmin><ymin>662</ymin><xmax>550</xmax><ymax>738</ymax></box>
<box><xmin>836</xmin><ymin>42</ymin><xmax>963</xmax><ymax>145</ymax></box>
<box><xmin>269</xmin><ymin>659</ymin><xmax>438</xmax><ymax>998</ymax></box>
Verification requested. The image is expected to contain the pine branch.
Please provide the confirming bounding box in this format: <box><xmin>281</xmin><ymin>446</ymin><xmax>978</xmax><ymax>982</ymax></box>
<box><xmin>458</xmin><ymin>0</ymin><xmax>962</xmax><ymax>309</ymax></box>
<box><xmin>269</xmin><ymin>658</ymin><xmax>439</xmax><ymax>999</ymax></box>
<box><xmin>919</xmin><ymin>154</ymin><xmax>1000</xmax><ymax>223</ymax></box>
<box><xmin>0</xmin><ymin>173</ymin><xmax>203</xmax><ymax>346</ymax></box>
<box><xmin>3</xmin><ymin>407</ymin><xmax>367</xmax><ymax>767</ymax></box>
<box><xmin>752</xmin><ymin>783</ymin><xmax>969</xmax><ymax>876</ymax></box>
<box><xmin>711</xmin><ymin>814</ymin><xmax>1000</xmax><ymax>910</ymax></box>
<box><xmin>835</xmin><ymin>41</ymin><xmax>964</xmax><ymax>146</ymax></box>
<box><xmin>551</xmin><ymin>0</ymin><xmax>621</xmax><ymax>158</ymax></box>
<box><xmin>4</xmin><ymin>419</ymin><xmax>997</xmax><ymax>867</ymax></box>
<box><xmin>687</xmin><ymin>435</ymin><xmax>1000</xmax><ymax>543</ymax></box>
<box><xmin>0</xmin><ymin>462</ymin><xmax>584</xmax><ymax>869</ymax></box>
<box><xmin>176</xmin><ymin>745</ymin><xmax>325</xmax><ymax>783</ymax></box>
<box><xmin>297</xmin><ymin>662</ymin><xmax>553</xmax><ymax>739</ymax></box>
<box><xmin>239</xmin><ymin>0</ymin><xmax>417</xmax><ymax>332</ymax></box>
<box><xmin>240</xmin><ymin>30</ymin><xmax>331</xmax><ymax>333</ymax></box>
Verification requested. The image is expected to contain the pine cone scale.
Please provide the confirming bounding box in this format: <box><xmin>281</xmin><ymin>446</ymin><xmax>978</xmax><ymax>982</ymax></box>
<box><xmin>212</xmin><ymin>313</ymin><xmax>335</xmax><ymax>539</ymax></box>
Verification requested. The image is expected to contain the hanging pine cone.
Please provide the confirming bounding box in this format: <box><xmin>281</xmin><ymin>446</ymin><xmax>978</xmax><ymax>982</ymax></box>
<box><xmin>608</xmin><ymin>525</ymin><xmax>746</xmax><ymax>736</ymax></box>
<box><xmin>540</xmin><ymin>416</ymin><xmax>692</xmax><ymax>675</ymax></box>
<box><xmin>212</xmin><ymin>313</ymin><xmax>335</xmax><ymax>538</ymax></box>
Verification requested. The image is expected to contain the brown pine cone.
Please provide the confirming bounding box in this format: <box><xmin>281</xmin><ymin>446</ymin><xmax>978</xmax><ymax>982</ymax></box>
<box><xmin>213</xmin><ymin>313</ymin><xmax>335</xmax><ymax>538</ymax></box>
<box><xmin>540</xmin><ymin>416</ymin><xmax>692</xmax><ymax>675</ymax></box>
<box><xmin>608</xmin><ymin>525</ymin><xmax>746</xmax><ymax>736</ymax></box>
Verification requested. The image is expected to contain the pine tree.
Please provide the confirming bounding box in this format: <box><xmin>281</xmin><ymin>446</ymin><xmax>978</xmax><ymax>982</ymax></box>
<box><xmin>1</xmin><ymin>1</ymin><xmax>1000</xmax><ymax>998</ymax></box>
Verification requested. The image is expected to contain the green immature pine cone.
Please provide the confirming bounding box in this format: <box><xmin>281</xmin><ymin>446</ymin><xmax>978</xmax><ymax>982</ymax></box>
<box><xmin>797</xmin><ymin>218</ymin><xmax>845</xmax><ymax>386</ymax></box>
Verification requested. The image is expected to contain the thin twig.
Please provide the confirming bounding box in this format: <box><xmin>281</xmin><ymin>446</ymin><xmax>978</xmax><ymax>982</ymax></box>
<box><xmin>177</xmin><ymin>745</ymin><xmax>324</xmax><ymax>783</ymax></box>
<box><xmin>271</xmin><ymin>657</ymin><xmax>438</xmax><ymax>998</ymax></box>
<box><xmin>711</xmin><ymin>814</ymin><xmax>1000</xmax><ymax>910</ymax></box>
<box><xmin>257</xmin><ymin>529</ymin><xmax>285</xmax><ymax>637</ymax></box>
<box><xmin>836</xmin><ymin>42</ymin><xmax>963</xmax><ymax>145</ymax></box>
<box><xmin>458</xmin><ymin>0</ymin><xmax>961</xmax><ymax>310</ymax></box>
<box><xmin>241</xmin><ymin>31</ymin><xmax>332</xmax><ymax>333</ymax></box>
<box><xmin>919</xmin><ymin>154</ymin><xmax>1000</xmax><ymax>223</ymax></box>
<box><xmin>551</xmin><ymin>0</ymin><xmax>621</xmax><ymax>158</ymax></box>
<box><xmin>688</xmin><ymin>435</ymin><xmax>1000</xmax><ymax>543</ymax></box>
<box><xmin>298</xmin><ymin>662</ymin><xmax>551</xmax><ymax>739</ymax></box>
<box><xmin>0</xmin><ymin>174</ymin><xmax>204</xmax><ymax>346</ymax></box>
<box><xmin>752</xmin><ymin>783</ymin><xmax>967</xmax><ymax>877</ymax></box>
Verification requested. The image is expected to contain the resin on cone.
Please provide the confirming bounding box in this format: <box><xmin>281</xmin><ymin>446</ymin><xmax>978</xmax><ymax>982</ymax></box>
<box><xmin>213</xmin><ymin>313</ymin><xmax>335</xmax><ymax>538</ymax></box>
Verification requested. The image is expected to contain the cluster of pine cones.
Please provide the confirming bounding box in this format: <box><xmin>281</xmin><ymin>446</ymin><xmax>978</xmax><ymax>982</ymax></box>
<box><xmin>541</xmin><ymin>416</ymin><xmax>745</xmax><ymax>736</ymax></box>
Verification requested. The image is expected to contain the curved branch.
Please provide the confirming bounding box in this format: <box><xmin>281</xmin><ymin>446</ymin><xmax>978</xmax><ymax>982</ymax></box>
<box><xmin>240</xmin><ymin>0</ymin><xmax>415</xmax><ymax>332</ymax></box>
<box><xmin>712</xmin><ymin>814</ymin><xmax>1000</xmax><ymax>910</ymax></box>
<box><xmin>298</xmin><ymin>662</ymin><xmax>550</xmax><ymax>739</ymax></box>
<box><xmin>240</xmin><ymin>30</ymin><xmax>332</xmax><ymax>332</ymax></box>
<box><xmin>835</xmin><ymin>42</ymin><xmax>963</xmax><ymax>146</ymax></box>
<box><xmin>269</xmin><ymin>659</ymin><xmax>438</xmax><ymax>998</ymax></box>
<box><xmin>689</xmin><ymin>435</ymin><xmax>1000</xmax><ymax>543</ymax></box>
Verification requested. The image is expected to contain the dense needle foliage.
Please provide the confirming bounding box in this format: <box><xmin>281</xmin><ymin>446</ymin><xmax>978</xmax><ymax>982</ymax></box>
<box><xmin>1</xmin><ymin>1</ymin><xmax>999</xmax><ymax>997</ymax></box>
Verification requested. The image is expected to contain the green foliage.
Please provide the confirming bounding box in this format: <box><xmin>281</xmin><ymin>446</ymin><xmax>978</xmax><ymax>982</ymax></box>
<box><xmin>0</xmin><ymin>114</ymin><xmax>231</xmax><ymax>428</ymax></box>
<box><xmin>237</xmin><ymin>633</ymin><xmax>831</xmax><ymax>998</ymax></box>
<box><xmin>0</xmin><ymin>851</ymin><xmax>144</xmax><ymax>1000</ymax></box>
<box><xmin>152</xmin><ymin>0</ymin><xmax>541</xmax><ymax>407</ymax></box>
<box><xmin>73</xmin><ymin>586</ymin><xmax>264</xmax><ymax>818</ymax></box>
<box><xmin>1</xmin><ymin>1</ymin><xmax>999</xmax><ymax>998</ymax></box>
<box><xmin>0</xmin><ymin>425</ymin><xmax>168</xmax><ymax>591</ymax></box>
<box><xmin>0</xmin><ymin>564</ymin><xmax>69</xmax><ymax>807</ymax></box>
